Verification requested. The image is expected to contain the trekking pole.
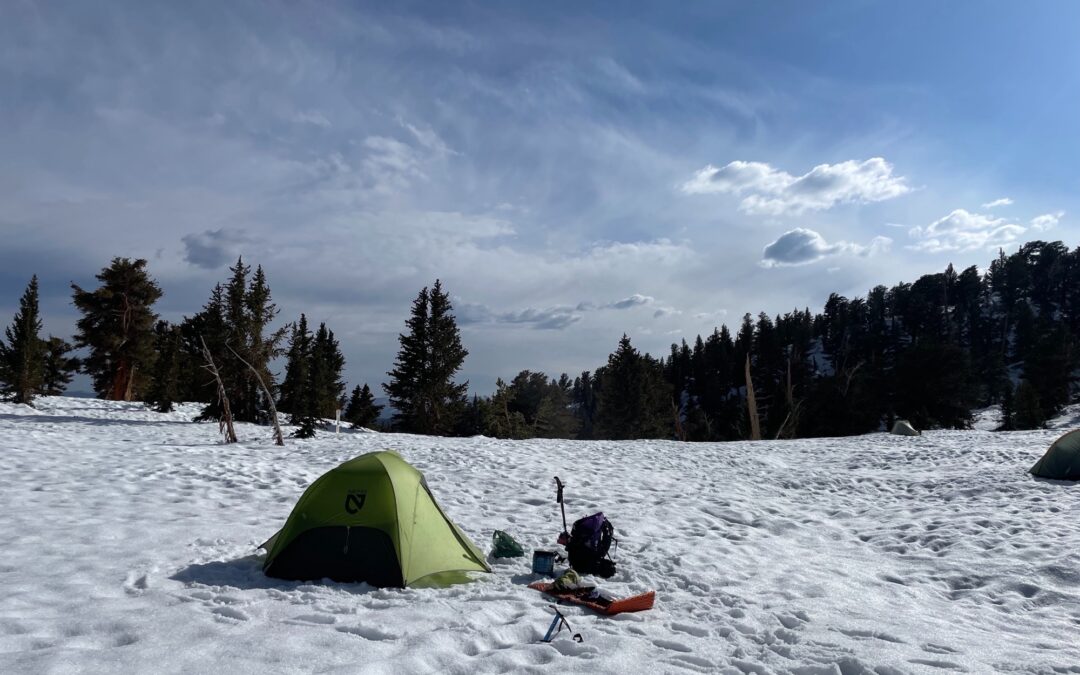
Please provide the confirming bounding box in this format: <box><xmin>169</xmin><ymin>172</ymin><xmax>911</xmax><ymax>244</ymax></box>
<box><xmin>554</xmin><ymin>476</ymin><xmax>569</xmax><ymax>537</ymax></box>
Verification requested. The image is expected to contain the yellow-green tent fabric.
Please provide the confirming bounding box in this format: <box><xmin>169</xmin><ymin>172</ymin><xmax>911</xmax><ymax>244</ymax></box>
<box><xmin>262</xmin><ymin>451</ymin><xmax>490</xmax><ymax>587</ymax></box>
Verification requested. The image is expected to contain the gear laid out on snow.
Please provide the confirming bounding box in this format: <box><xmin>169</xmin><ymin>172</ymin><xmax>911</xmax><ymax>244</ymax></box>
<box><xmin>553</xmin><ymin>476</ymin><xmax>618</xmax><ymax>578</ymax></box>
<box><xmin>541</xmin><ymin>605</ymin><xmax>582</xmax><ymax>643</ymax></box>
<box><xmin>259</xmin><ymin>451</ymin><xmax>491</xmax><ymax>587</ymax></box>
<box><xmin>531</xmin><ymin>549</ymin><xmax>558</xmax><ymax>576</ymax></box>
<box><xmin>491</xmin><ymin>530</ymin><xmax>525</xmax><ymax>558</ymax></box>
<box><xmin>1030</xmin><ymin>429</ymin><xmax>1080</xmax><ymax>480</ymax></box>
<box><xmin>529</xmin><ymin>581</ymin><xmax>656</xmax><ymax>615</ymax></box>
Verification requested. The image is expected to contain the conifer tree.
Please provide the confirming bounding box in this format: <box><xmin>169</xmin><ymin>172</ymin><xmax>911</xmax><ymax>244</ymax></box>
<box><xmin>40</xmin><ymin>336</ymin><xmax>79</xmax><ymax>396</ymax></box>
<box><xmin>384</xmin><ymin>280</ymin><xmax>469</xmax><ymax>435</ymax></box>
<box><xmin>196</xmin><ymin>261</ymin><xmax>285</xmax><ymax>423</ymax></box>
<box><xmin>72</xmin><ymin>259</ymin><xmax>161</xmax><ymax>400</ymax></box>
<box><xmin>343</xmin><ymin>384</ymin><xmax>383</xmax><ymax>428</ymax></box>
<box><xmin>278</xmin><ymin>315</ymin><xmax>312</xmax><ymax>418</ymax></box>
<box><xmin>594</xmin><ymin>335</ymin><xmax>669</xmax><ymax>440</ymax></box>
<box><xmin>145</xmin><ymin>321</ymin><xmax>181</xmax><ymax>413</ymax></box>
<box><xmin>182</xmin><ymin>284</ymin><xmax>227</xmax><ymax>406</ymax></box>
<box><xmin>0</xmin><ymin>276</ymin><xmax>45</xmax><ymax>404</ymax></box>
<box><xmin>310</xmin><ymin>323</ymin><xmax>346</xmax><ymax>419</ymax></box>
<box><xmin>1013</xmin><ymin>380</ymin><xmax>1045</xmax><ymax>429</ymax></box>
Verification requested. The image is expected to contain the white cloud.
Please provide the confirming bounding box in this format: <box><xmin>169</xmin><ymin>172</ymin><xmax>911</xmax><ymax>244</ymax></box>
<box><xmin>607</xmin><ymin>294</ymin><xmax>654</xmax><ymax>309</ymax></box>
<box><xmin>907</xmin><ymin>209</ymin><xmax>1026</xmax><ymax>253</ymax></box>
<box><xmin>681</xmin><ymin>158</ymin><xmax>910</xmax><ymax>215</ymax></box>
<box><xmin>1030</xmin><ymin>210</ymin><xmax>1064</xmax><ymax>232</ymax></box>
<box><xmin>982</xmin><ymin>197</ymin><xmax>1013</xmax><ymax>209</ymax></box>
<box><xmin>761</xmin><ymin>228</ymin><xmax>892</xmax><ymax>267</ymax></box>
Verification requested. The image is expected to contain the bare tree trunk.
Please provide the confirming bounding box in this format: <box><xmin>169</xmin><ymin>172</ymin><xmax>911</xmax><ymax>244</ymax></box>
<box><xmin>109</xmin><ymin>360</ymin><xmax>129</xmax><ymax>401</ymax></box>
<box><xmin>227</xmin><ymin>344</ymin><xmax>284</xmax><ymax>446</ymax></box>
<box><xmin>124</xmin><ymin>363</ymin><xmax>137</xmax><ymax>402</ymax></box>
<box><xmin>745</xmin><ymin>354</ymin><xmax>761</xmax><ymax>441</ymax></box>
<box><xmin>672</xmin><ymin>398</ymin><xmax>687</xmax><ymax>442</ymax></box>
<box><xmin>775</xmin><ymin>358</ymin><xmax>803</xmax><ymax>440</ymax></box>
<box><xmin>200</xmin><ymin>337</ymin><xmax>238</xmax><ymax>444</ymax></box>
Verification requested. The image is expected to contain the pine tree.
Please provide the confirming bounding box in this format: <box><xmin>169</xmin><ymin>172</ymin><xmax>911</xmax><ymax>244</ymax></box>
<box><xmin>594</xmin><ymin>335</ymin><xmax>669</xmax><ymax>440</ymax></box>
<box><xmin>145</xmin><ymin>321</ymin><xmax>181</xmax><ymax>413</ymax></box>
<box><xmin>196</xmin><ymin>261</ymin><xmax>285</xmax><ymax>423</ymax></box>
<box><xmin>40</xmin><ymin>336</ymin><xmax>79</xmax><ymax>396</ymax></box>
<box><xmin>310</xmin><ymin>323</ymin><xmax>346</xmax><ymax>419</ymax></box>
<box><xmin>343</xmin><ymin>384</ymin><xmax>383</xmax><ymax>428</ymax></box>
<box><xmin>182</xmin><ymin>284</ymin><xmax>227</xmax><ymax>407</ymax></box>
<box><xmin>72</xmin><ymin>259</ymin><xmax>161</xmax><ymax>400</ymax></box>
<box><xmin>384</xmin><ymin>280</ymin><xmax>469</xmax><ymax>435</ymax></box>
<box><xmin>1013</xmin><ymin>380</ymin><xmax>1045</xmax><ymax>429</ymax></box>
<box><xmin>0</xmin><ymin>276</ymin><xmax>45</xmax><ymax>404</ymax></box>
<box><xmin>278</xmin><ymin>316</ymin><xmax>310</xmax><ymax>416</ymax></box>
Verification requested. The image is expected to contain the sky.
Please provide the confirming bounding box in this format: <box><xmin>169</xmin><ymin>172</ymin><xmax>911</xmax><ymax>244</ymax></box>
<box><xmin>2</xmin><ymin>1</ymin><xmax>1079</xmax><ymax>395</ymax></box>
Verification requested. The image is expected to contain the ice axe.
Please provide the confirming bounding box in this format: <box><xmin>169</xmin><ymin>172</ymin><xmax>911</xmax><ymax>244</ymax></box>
<box><xmin>554</xmin><ymin>476</ymin><xmax>570</xmax><ymax>545</ymax></box>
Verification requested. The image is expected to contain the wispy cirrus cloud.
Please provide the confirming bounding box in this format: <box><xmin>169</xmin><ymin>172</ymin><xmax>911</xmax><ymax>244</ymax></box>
<box><xmin>761</xmin><ymin>228</ymin><xmax>892</xmax><ymax>267</ymax></box>
<box><xmin>681</xmin><ymin>158</ymin><xmax>910</xmax><ymax>215</ymax></box>
<box><xmin>982</xmin><ymin>197</ymin><xmax>1013</xmax><ymax>209</ymax></box>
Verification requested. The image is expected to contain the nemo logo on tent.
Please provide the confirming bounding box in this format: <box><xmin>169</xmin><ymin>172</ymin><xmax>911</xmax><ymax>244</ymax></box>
<box><xmin>345</xmin><ymin>491</ymin><xmax>367</xmax><ymax>514</ymax></box>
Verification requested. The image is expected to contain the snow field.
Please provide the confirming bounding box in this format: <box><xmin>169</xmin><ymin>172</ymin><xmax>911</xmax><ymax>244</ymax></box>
<box><xmin>1</xmin><ymin>397</ymin><xmax>1078</xmax><ymax>674</ymax></box>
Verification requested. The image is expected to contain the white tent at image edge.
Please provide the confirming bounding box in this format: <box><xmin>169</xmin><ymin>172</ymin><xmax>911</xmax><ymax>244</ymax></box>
<box><xmin>0</xmin><ymin>396</ymin><xmax>1078</xmax><ymax>673</ymax></box>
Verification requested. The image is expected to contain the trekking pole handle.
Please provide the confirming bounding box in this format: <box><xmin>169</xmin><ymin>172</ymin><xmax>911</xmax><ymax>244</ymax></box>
<box><xmin>554</xmin><ymin>476</ymin><xmax>569</xmax><ymax>535</ymax></box>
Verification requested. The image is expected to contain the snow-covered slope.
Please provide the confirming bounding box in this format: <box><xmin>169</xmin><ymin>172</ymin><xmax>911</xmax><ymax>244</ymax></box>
<box><xmin>1</xmin><ymin>397</ymin><xmax>1078</xmax><ymax>674</ymax></box>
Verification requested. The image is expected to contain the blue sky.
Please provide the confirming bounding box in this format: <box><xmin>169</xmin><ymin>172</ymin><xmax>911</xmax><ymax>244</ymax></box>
<box><xmin>2</xmin><ymin>1</ymin><xmax>1078</xmax><ymax>394</ymax></box>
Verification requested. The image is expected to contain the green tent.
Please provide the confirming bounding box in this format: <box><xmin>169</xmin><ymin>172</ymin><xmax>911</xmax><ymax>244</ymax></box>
<box><xmin>261</xmin><ymin>451</ymin><xmax>491</xmax><ymax>587</ymax></box>
<box><xmin>1030</xmin><ymin>429</ymin><xmax>1080</xmax><ymax>480</ymax></box>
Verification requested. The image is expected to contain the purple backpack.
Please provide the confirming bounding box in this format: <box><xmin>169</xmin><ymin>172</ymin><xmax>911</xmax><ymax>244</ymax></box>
<box><xmin>567</xmin><ymin>512</ymin><xmax>616</xmax><ymax>577</ymax></box>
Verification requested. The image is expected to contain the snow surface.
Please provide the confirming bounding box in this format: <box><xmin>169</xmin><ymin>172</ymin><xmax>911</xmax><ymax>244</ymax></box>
<box><xmin>1</xmin><ymin>397</ymin><xmax>1079</xmax><ymax>674</ymax></box>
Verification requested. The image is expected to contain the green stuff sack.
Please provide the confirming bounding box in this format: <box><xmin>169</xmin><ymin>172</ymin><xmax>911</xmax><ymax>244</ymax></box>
<box><xmin>491</xmin><ymin>530</ymin><xmax>525</xmax><ymax>558</ymax></box>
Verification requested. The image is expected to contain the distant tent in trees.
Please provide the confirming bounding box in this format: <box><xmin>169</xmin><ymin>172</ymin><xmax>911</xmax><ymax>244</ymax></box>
<box><xmin>1030</xmin><ymin>430</ymin><xmax>1080</xmax><ymax>481</ymax></box>
<box><xmin>890</xmin><ymin>419</ymin><xmax>921</xmax><ymax>436</ymax></box>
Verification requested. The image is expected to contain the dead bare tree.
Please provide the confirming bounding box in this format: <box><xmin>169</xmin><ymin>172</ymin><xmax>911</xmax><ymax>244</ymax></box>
<box><xmin>226</xmin><ymin>343</ymin><xmax>284</xmax><ymax>446</ymax></box>
<box><xmin>745</xmin><ymin>354</ymin><xmax>761</xmax><ymax>441</ymax></box>
<box><xmin>672</xmin><ymin>398</ymin><xmax>687</xmax><ymax>442</ymax></box>
<box><xmin>774</xmin><ymin>357</ymin><xmax>804</xmax><ymax>440</ymax></box>
<box><xmin>200</xmin><ymin>336</ymin><xmax>238</xmax><ymax>444</ymax></box>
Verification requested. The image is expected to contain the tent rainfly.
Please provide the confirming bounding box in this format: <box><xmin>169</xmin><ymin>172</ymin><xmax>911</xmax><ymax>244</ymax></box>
<box><xmin>1030</xmin><ymin>429</ymin><xmax>1080</xmax><ymax>481</ymax></box>
<box><xmin>261</xmin><ymin>451</ymin><xmax>491</xmax><ymax>587</ymax></box>
<box><xmin>890</xmin><ymin>420</ymin><xmax>921</xmax><ymax>436</ymax></box>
